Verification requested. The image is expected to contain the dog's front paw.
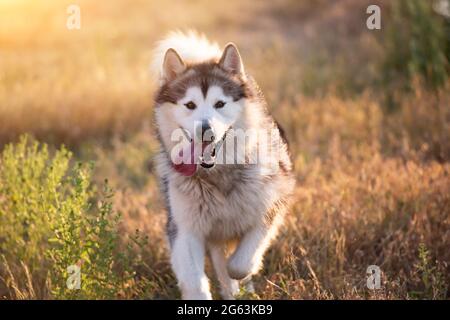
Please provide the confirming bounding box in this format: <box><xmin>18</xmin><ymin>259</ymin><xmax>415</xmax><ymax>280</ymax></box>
<box><xmin>182</xmin><ymin>290</ymin><xmax>212</xmax><ymax>300</ymax></box>
<box><xmin>227</xmin><ymin>254</ymin><xmax>255</xmax><ymax>280</ymax></box>
<box><xmin>180</xmin><ymin>277</ymin><xmax>213</xmax><ymax>300</ymax></box>
<box><xmin>181</xmin><ymin>285</ymin><xmax>212</xmax><ymax>300</ymax></box>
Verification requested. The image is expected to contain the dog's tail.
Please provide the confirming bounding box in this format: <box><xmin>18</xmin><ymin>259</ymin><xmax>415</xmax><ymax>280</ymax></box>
<box><xmin>151</xmin><ymin>30</ymin><xmax>221</xmax><ymax>82</ymax></box>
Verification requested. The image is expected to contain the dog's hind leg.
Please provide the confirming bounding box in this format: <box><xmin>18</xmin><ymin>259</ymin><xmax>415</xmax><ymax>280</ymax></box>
<box><xmin>208</xmin><ymin>243</ymin><xmax>239</xmax><ymax>300</ymax></box>
<box><xmin>171</xmin><ymin>230</ymin><xmax>212</xmax><ymax>300</ymax></box>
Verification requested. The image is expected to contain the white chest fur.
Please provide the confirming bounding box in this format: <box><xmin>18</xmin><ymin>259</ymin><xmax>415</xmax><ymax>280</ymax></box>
<box><xmin>167</xmin><ymin>164</ymin><xmax>286</xmax><ymax>241</ymax></box>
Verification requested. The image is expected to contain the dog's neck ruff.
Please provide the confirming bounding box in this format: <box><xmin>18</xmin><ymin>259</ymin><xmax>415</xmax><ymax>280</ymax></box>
<box><xmin>171</xmin><ymin>126</ymin><xmax>232</xmax><ymax>177</ymax></box>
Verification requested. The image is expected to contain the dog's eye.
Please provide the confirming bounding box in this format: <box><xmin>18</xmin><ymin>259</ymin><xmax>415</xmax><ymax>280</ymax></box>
<box><xmin>214</xmin><ymin>100</ymin><xmax>225</xmax><ymax>109</ymax></box>
<box><xmin>184</xmin><ymin>101</ymin><xmax>197</xmax><ymax>110</ymax></box>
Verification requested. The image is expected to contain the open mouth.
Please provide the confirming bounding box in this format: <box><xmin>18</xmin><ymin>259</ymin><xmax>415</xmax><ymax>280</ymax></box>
<box><xmin>199</xmin><ymin>142</ymin><xmax>216</xmax><ymax>168</ymax></box>
<box><xmin>172</xmin><ymin>126</ymin><xmax>230</xmax><ymax>176</ymax></box>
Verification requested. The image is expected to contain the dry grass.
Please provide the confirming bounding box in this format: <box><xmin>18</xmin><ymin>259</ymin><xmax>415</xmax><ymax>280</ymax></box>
<box><xmin>0</xmin><ymin>0</ymin><xmax>449</xmax><ymax>299</ymax></box>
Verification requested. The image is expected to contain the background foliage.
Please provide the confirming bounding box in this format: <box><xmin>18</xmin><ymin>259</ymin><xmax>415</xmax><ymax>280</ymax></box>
<box><xmin>0</xmin><ymin>0</ymin><xmax>448</xmax><ymax>299</ymax></box>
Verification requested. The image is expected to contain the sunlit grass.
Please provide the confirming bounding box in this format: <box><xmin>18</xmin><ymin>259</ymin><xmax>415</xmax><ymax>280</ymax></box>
<box><xmin>0</xmin><ymin>0</ymin><xmax>449</xmax><ymax>299</ymax></box>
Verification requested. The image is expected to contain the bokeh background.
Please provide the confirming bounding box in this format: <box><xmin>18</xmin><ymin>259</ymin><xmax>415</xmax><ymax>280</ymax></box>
<box><xmin>0</xmin><ymin>0</ymin><xmax>449</xmax><ymax>299</ymax></box>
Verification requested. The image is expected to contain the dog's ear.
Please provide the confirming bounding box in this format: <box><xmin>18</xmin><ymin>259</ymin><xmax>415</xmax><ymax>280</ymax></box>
<box><xmin>219</xmin><ymin>43</ymin><xmax>244</xmax><ymax>76</ymax></box>
<box><xmin>162</xmin><ymin>48</ymin><xmax>185</xmax><ymax>82</ymax></box>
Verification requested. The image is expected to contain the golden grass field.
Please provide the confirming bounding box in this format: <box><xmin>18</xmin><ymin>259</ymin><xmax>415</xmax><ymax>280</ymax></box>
<box><xmin>0</xmin><ymin>0</ymin><xmax>449</xmax><ymax>299</ymax></box>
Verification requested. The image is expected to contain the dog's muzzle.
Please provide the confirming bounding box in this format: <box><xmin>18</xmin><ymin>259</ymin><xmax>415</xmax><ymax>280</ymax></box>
<box><xmin>199</xmin><ymin>127</ymin><xmax>231</xmax><ymax>169</ymax></box>
<box><xmin>179</xmin><ymin>125</ymin><xmax>231</xmax><ymax>170</ymax></box>
<box><xmin>199</xmin><ymin>143</ymin><xmax>216</xmax><ymax>168</ymax></box>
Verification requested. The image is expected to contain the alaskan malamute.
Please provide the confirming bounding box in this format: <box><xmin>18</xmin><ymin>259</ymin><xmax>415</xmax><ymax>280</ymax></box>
<box><xmin>152</xmin><ymin>31</ymin><xmax>295</xmax><ymax>299</ymax></box>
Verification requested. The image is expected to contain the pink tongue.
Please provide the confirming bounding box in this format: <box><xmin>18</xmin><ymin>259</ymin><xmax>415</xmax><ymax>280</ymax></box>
<box><xmin>173</xmin><ymin>162</ymin><xmax>197</xmax><ymax>176</ymax></box>
<box><xmin>172</xmin><ymin>141</ymin><xmax>197</xmax><ymax>176</ymax></box>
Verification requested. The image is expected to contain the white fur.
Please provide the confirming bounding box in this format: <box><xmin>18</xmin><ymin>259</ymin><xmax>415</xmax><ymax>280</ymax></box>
<box><xmin>153</xmin><ymin>32</ymin><xmax>294</xmax><ymax>300</ymax></box>
<box><xmin>152</xmin><ymin>30</ymin><xmax>221</xmax><ymax>84</ymax></box>
<box><xmin>176</xmin><ymin>86</ymin><xmax>242</xmax><ymax>142</ymax></box>
<box><xmin>170</xmin><ymin>229</ymin><xmax>212</xmax><ymax>299</ymax></box>
<box><xmin>155</xmin><ymin>85</ymin><xmax>244</xmax><ymax>163</ymax></box>
<box><xmin>208</xmin><ymin>243</ymin><xmax>240</xmax><ymax>300</ymax></box>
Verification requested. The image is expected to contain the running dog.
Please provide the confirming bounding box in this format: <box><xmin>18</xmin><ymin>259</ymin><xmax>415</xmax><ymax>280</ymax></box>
<box><xmin>152</xmin><ymin>31</ymin><xmax>295</xmax><ymax>299</ymax></box>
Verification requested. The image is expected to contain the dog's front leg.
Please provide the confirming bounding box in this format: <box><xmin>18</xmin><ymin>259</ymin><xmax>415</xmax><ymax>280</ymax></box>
<box><xmin>171</xmin><ymin>230</ymin><xmax>212</xmax><ymax>299</ymax></box>
<box><xmin>227</xmin><ymin>224</ymin><xmax>276</xmax><ymax>280</ymax></box>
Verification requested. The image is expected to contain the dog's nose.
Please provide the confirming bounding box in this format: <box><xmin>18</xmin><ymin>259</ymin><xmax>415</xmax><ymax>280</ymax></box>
<box><xmin>197</xmin><ymin>120</ymin><xmax>215</xmax><ymax>142</ymax></box>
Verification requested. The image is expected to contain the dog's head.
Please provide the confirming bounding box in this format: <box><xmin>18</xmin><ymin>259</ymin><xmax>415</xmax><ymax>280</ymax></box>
<box><xmin>155</xmin><ymin>43</ymin><xmax>252</xmax><ymax>176</ymax></box>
